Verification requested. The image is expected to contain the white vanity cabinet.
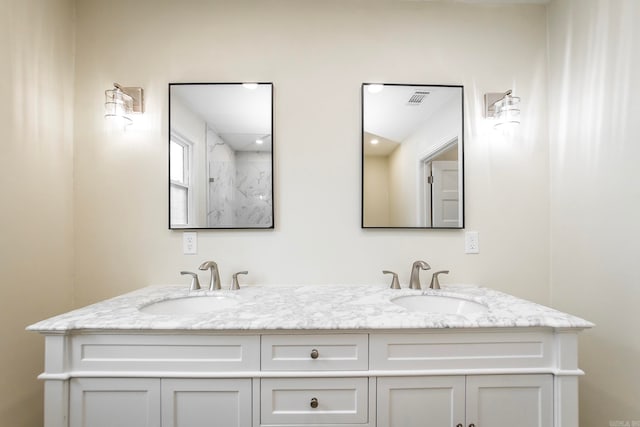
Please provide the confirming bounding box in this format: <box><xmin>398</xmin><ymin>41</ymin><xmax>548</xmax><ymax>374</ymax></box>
<box><xmin>371</xmin><ymin>331</ymin><xmax>559</xmax><ymax>427</ymax></box>
<box><xmin>377</xmin><ymin>375</ymin><xmax>552</xmax><ymax>427</ymax></box>
<box><xmin>69</xmin><ymin>378</ymin><xmax>252</xmax><ymax>427</ymax></box>
<box><xmin>371</xmin><ymin>330</ymin><xmax>563</xmax><ymax>427</ymax></box>
<box><xmin>52</xmin><ymin>334</ymin><xmax>259</xmax><ymax>427</ymax></box>
<box><xmin>37</xmin><ymin>328</ymin><xmax>585</xmax><ymax>427</ymax></box>
<box><xmin>29</xmin><ymin>285</ymin><xmax>592</xmax><ymax>427</ymax></box>
<box><xmin>260</xmin><ymin>333</ymin><xmax>374</xmax><ymax>427</ymax></box>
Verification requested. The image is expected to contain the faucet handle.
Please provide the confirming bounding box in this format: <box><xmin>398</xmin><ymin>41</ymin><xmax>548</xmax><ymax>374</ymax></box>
<box><xmin>430</xmin><ymin>270</ymin><xmax>449</xmax><ymax>290</ymax></box>
<box><xmin>231</xmin><ymin>271</ymin><xmax>248</xmax><ymax>290</ymax></box>
<box><xmin>180</xmin><ymin>271</ymin><xmax>201</xmax><ymax>291</ymax></box>
<box><xmin>382</xmin><ymin>270</ymin><xmax>401</xmax><ymax>289</ymax></box>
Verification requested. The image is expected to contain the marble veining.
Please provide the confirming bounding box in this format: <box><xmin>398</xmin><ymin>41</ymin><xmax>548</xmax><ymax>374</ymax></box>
<box><xmin>234</xmin><ymin>151</ymin><xmax>272</xmax><ymax>227</ymax></box>
<box><xmin>206</xmin><ymin>136</ymin><xmax>272</xmax><ymax>227</ymax></box>
<box><xmin>27</xmin><ymin>284</ymin><xmax>593</xmax><ymax>332</ymax></box>
<box><xmin>207</xmin><ymin>136</ymin><xmax>235</xmax><ymax>227</ymax></box>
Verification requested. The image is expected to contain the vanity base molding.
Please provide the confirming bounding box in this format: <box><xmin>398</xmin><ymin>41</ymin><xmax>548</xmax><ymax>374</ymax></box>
<box><xmin>38</xmin><ymin>328</ymin><xmax>584</xmax><ymax>427</ymax></box>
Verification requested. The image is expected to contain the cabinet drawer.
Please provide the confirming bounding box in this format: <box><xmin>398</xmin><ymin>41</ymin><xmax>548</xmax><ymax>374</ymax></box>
<box><xmin>261</xmin><ymin>334</ymin><xmax>368</xmax><ymax>371</ymax></box>
<box><xmin>71</xmin><ymin>334</ymin><xmax>260</xmax><ymax>372</ymax></box>
<box><xmin>261</xmin><ymin>377</ymin><xmax>368</xmax><ymax>425</ymax></box>
<box><xmin>370</xmin><ymin>331</ymin><xmax>553</xmax><ymax>371</ymax></box>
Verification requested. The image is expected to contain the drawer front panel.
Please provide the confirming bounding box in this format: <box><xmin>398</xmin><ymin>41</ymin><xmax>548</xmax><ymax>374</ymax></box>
<box><xmin>370</xmin><ymin>331</ymin><xmax>553</xmax><ymax>371</ymax></box>
<box><xmin>71</xmin><ymin>334</ymin><xmax>260</xmax><ymax>372</ymax></box>
<box><xmin>261</xmin><ymin>334</ymin><xmax>368</xmax><ymax>371</ymax></box>
<box><xmin>261</xmin><ymin>377</ymin><xmax>368</xmax><ymax>424</ymax></box>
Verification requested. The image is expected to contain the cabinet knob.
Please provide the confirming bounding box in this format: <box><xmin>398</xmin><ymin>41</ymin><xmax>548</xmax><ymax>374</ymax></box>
<box><xmin>456</xmin><ymin>424</ymin><xmax>463</xmax><ymax>427</ymax></box>
<box><xmin>310</xmin><ymin>349</ymin><xmax>319</xmax><ymax>359</ymax></box>
<box><xmin>469</xmin><ymin>424</ymin><xmax>476</xmax><ymax>427</ymax></box>
<box><xmin>310</xmin><ymin>397</ymin><xmax>318</xmax><ymax>408</ymax></box>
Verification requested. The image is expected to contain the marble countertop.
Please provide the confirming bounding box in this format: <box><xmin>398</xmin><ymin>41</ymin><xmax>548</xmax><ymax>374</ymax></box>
<box><xmin>27</xmin><ymin>284</ymin><xmax>593</xmax><ymax>333</ymax></box>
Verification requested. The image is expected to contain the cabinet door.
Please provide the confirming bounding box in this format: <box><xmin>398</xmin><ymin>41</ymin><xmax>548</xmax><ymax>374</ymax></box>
<box><xmin>161</xmin><ymin>379</ymin><xmax>252</xmax><ymax>427</ymax></box>
<box><xmin>69</xmin><ymin>378</ymin><xmax>160</xmax><ymax>427</ymax></box>
<box><xmin>377</xmin><ymin>376</ymin><xmax>465</xmax><ymax>427</ymax></box>
<box><xmin>466</xmin><ymin>374</ymin><xmax>553</xmax><ymax>427</ymax></box>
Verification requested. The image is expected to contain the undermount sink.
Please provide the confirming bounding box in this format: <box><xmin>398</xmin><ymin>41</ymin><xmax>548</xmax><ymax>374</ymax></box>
<box><xmin>140</xmin><ymin>295</ymin><xmax>239</xmax><ymax>315</ymax></box>
<box><xmin>392</xmin><ymin>294</ymin><xmax>488</xmax><ymax>315</ymax></box>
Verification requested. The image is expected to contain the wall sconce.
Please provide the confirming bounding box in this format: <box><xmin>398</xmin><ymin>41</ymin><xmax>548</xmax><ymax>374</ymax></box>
<box><xmin>104</xmin><ymin>83</ymin><xmax>144</xmax><ymax>125</ymax></box>
<box><xmin>484</xmin><ymin>89</ymin><xmax>520</xmax><ymax>129</ymax></box>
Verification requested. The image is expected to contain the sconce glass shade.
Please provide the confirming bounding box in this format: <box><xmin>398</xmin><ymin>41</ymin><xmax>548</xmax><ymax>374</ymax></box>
<box><xmin>493</xmin><ymin>94</ymin><xmax>521</xmax><ymax>128</ymax></box>
<box><xmin>104</xmin><ymin>87</ymin><xmax>133</xmax><ymax>125</ymax></box>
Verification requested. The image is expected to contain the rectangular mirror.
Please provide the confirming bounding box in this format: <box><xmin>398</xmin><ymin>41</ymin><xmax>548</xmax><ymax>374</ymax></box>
<box><xmin>169</xmin><ymin>83</ymin><xmax>274</xmax><ymax>229</ymax></box>
<box><xmin>362</xmin><ymin>83</ymin><xmax>464</xmax><ymax>229</ymax></box>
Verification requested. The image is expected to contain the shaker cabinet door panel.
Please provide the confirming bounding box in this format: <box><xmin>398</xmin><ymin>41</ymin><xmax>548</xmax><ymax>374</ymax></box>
<box><xmin>161</xmin><ymin>379</ymin><xmax>252</xmax><ymax>427</ymax></box>
<box><xmin>466</xmin><ymin>374</ymin><xmax>553</xmax><ymax>427</ymax></box>
<box><xmin>69</xmin><ymin>378</ymin><xmax>160</xmax><ymax>427</ymax></box>
<box><xmin>377</xmin><ymin>376</ymin><xmax>465</xmax><ymax>427</ymax></box>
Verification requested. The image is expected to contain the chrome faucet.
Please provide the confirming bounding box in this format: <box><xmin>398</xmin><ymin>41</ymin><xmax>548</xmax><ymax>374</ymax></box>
<box><xmin>198</xmin><ymin>261</ymin><xmax>221</xmax><ymax>291</ymax></box>
<box><xmin>409</xmin><ymin>260</ymin><xmax>431</xmax><ymax>290</ymax></box>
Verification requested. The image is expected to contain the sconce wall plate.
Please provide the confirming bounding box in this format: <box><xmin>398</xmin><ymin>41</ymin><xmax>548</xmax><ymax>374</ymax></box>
<box><xmin>120</xmin><ymin>86</ymin><xmax>144</xmax><ymax>113</ymax></box>
<box><xmin>485</xmin><ymin>91</ymin><xmax>510</xmax><ymax>118</ymax></box>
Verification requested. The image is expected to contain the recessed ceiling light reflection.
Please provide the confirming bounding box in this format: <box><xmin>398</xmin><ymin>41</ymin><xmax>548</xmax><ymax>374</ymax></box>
<box><xmin>243</xmin><ymin>83</ymin><xmax>259</xmax><ymax>90</ymax></box>
<box><xmin>370</xmin><ymin>139</ymin><xmax>379</xmax><ymax>145</ymax></box>
<box><xmin>256</xmin><ymin>139</ymin><xmax>264</xmax><ymax>145</ymax></box>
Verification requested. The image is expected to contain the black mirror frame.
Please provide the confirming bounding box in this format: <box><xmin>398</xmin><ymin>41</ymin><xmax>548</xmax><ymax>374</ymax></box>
<box><xmin>361</xmin><ymin>83</ymin><xmax>465</xmax><ymax>229</ymax></box>
<box><xmin>168</xmin><ymin>82</ymin><xmax>275</xmax><ymax>230</ymax></box>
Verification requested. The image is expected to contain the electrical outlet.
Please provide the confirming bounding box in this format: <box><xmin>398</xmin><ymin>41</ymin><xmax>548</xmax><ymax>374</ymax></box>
<box><xmin>183</xmin><ymin>232</ymin><xmax>197</xmax><ymax>255</ymax></box>
<box><xmin>465</xmin><ymin>231</ymin><xmax>479</xmax><ymax>254</ymax></box>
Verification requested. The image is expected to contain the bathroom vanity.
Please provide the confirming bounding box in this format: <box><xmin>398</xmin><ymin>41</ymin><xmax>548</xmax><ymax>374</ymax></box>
<box><xmin>28</xmin><ymin>284</ymin><xmax>592</xmax><ymax>427</ymax></box>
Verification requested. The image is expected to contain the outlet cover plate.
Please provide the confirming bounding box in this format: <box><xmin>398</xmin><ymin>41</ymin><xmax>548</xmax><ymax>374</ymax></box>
<box><xmin>465</xmin><ymin>231</ymin><xmax>479</xmax><ymax>254</ymax></box>
<box><xmin>183</xmin><ymin>232</ymin><xmax>197</xmax><ymax>255</ymax></box>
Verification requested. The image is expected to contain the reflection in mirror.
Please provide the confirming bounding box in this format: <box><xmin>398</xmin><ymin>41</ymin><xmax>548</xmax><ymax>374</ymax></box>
<box><xmin>169</xmin><ymin>83</ymin><xmax>273</xmax><ymax>229</ymax></box>
<box><xmin>362</xmin><ymin>84</ymin><xmax>464</xmax><ymax>228</ymax></box>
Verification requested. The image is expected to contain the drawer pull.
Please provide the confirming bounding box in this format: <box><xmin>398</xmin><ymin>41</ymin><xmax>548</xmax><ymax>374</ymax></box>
<box><xmin>456</xmin><ymin>425</ymin><xmax>463</xmax><ymax>427</ymax></box>
<box><xmin>469</xmin><ymin>424</ymin><xmax>476</xmax><ymax>427</ymax></box>
<box><xmin>310</xmin><ymin>397</ymin><xmax>318</xmax><ymax>408</ymax></box>
<box><xmin>310</xmin><ymin>349</ymin><xmax>319</xmax><ymax>359</ymax></box>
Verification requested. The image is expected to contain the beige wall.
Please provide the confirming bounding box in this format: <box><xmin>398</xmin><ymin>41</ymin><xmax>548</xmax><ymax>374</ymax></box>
<box><xmin>548</xmin><ymin>0</ymin><xmax>640</xmax><ymax>425</ymax></box>
<box><xmin>0</xmin><ymin>0</ymin><xmax>75</xmax><ymax>426</ymax></box>
<box><xmin>73</xmin><ymin>0</ymin><xmax>550</xmax><ymax>306</ymax></box>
